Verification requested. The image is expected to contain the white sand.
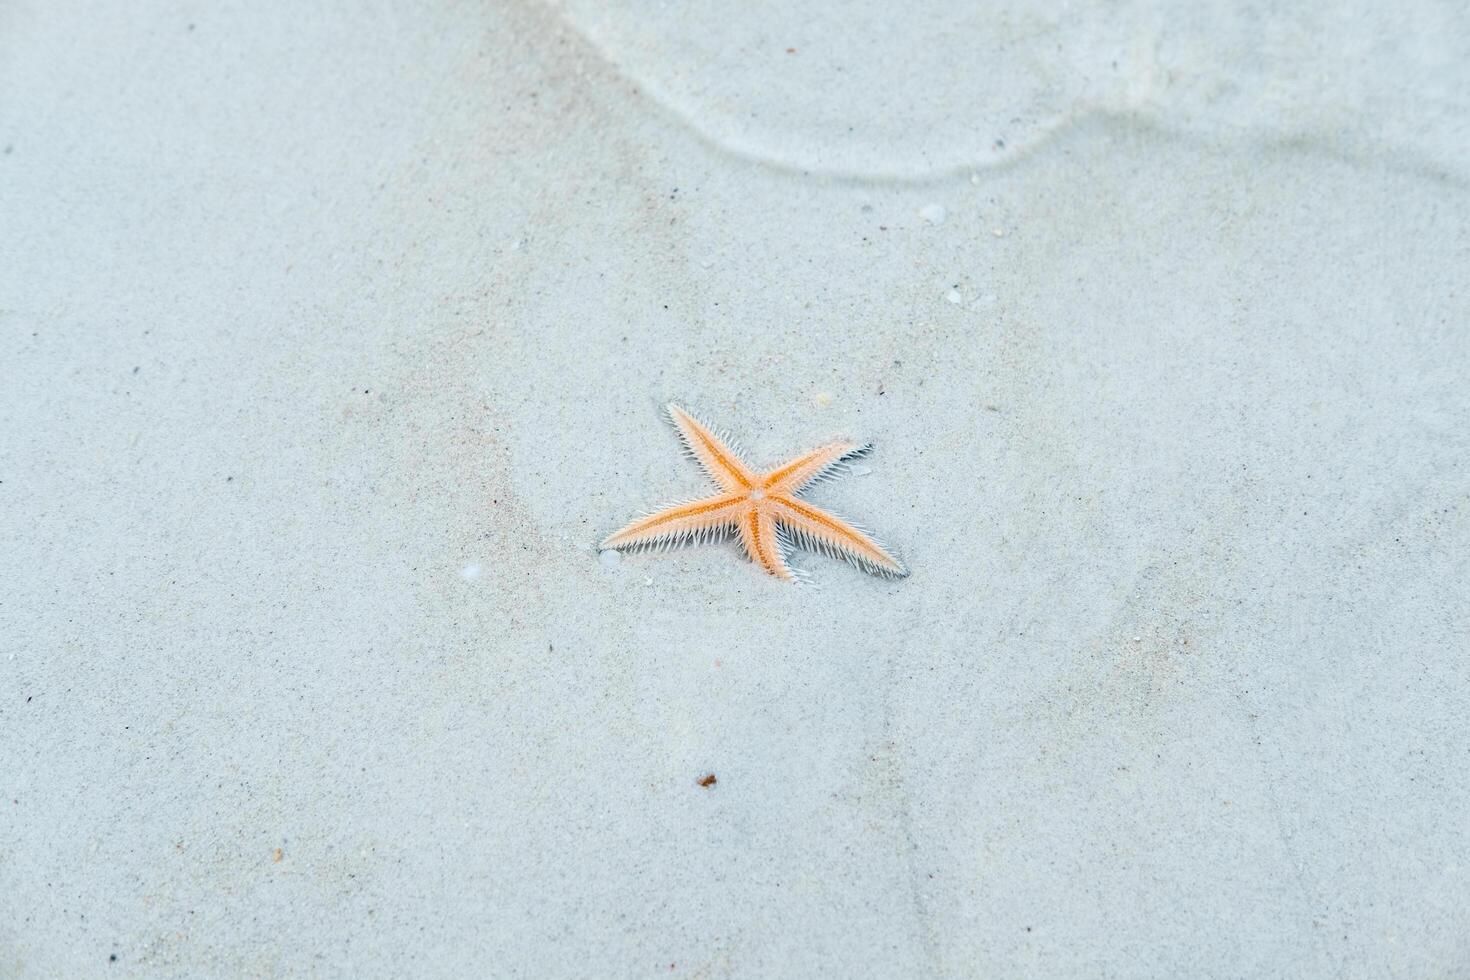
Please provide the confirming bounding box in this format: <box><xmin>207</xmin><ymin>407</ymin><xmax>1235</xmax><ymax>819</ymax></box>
<box><xmin>3</xmin><ymin>1</ymin><xmax>1468</xmax><ymax>976</ymax></box>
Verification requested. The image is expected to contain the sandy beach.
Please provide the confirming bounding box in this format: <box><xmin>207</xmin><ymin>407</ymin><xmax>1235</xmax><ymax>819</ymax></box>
<box><xmin>3</xmin><ymin>1</ymin><xmax>1468</xmax><ymax>976</ymax></box>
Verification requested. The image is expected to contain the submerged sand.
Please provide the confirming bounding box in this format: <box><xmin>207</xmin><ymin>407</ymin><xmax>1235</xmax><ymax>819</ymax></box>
<box><xmin>2</xmin><ymin>1</ymin><xmax>1468</xmax><ymax>976</ymax></box>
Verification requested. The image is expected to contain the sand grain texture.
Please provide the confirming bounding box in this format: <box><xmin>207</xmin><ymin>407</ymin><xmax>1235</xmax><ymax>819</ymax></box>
<box><xmin>2</xmin><ymin>1</ymin><xmax>1468</xmax><ymax>977</ymax></box>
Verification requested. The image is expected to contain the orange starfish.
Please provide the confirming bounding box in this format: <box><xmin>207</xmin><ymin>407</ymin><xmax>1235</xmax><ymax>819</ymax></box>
<box><xmin>602</xmin><ymin>404</ymin><xmax>908</xmax><ymax>582</ymax></box>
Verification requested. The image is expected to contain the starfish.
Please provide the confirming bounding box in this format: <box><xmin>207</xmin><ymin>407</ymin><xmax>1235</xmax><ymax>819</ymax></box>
<box><xmin>601</xmin><ymin>404</ymin><xmax>908</xmax><ymax>582</ymax></box>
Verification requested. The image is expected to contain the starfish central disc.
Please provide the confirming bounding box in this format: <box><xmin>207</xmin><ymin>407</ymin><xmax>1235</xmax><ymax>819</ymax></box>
<box><xmin>600</xmin><ymin>403</ymin><xmax>909</xmax><ymax>582</ymax></box>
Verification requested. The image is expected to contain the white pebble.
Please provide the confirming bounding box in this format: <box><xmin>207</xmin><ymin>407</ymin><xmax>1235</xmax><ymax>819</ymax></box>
<box><xmin>461</xmin><ymin>564</ymin><xmax>481</xmax><ymax>581</ymax></box>
<box><xmin>919</xmin><ymin>203</ymin><xmax>947</xmax><ymax>225</ymax></box>
<box><xmin>946</xmin><ymin>289</ymin><xmax>962</xmax><ymax>305</ymax></box>
<box><xmin>598</xmin><ymin>549</ymin><xmax>622</xmax><ymax>568</ymax></box>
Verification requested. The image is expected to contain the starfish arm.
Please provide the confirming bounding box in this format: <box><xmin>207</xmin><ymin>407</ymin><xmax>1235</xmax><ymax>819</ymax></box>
<box><xmin>602</xmin><ymin>492</ymin><xmax>744</xmax><ymax>551</ymax></box>
<box><xmin>771</xmin><ymin>494</ymin><xmax>908</xmax><ymax>578</ymax></box>
<box><xmin>738</xmin><ymin>507</ymin><xmax>796</xmax><ymax>581</ymax></box>
<box><xmin>667</xmin><ymin>403</ymin><xmax>756</xmax><ymax>491</ymax></box>
<box><xmin>762</xmin><ymin>441</ymin><xmax>871</xmax><ymax>494</ymax></box>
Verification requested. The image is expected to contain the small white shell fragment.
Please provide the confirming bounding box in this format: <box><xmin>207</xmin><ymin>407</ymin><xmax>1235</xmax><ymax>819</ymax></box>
<box><xmin>919</xmin><ymin>203</ymin><xmax>947</xmax><ymax>225</ymax></box>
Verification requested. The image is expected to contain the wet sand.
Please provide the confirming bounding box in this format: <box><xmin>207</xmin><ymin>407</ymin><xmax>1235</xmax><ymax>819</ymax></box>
<box><xmin>3</xmin><ymin>1</ymin><xmax>1468</xmax><ymax>976</ymax></box>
